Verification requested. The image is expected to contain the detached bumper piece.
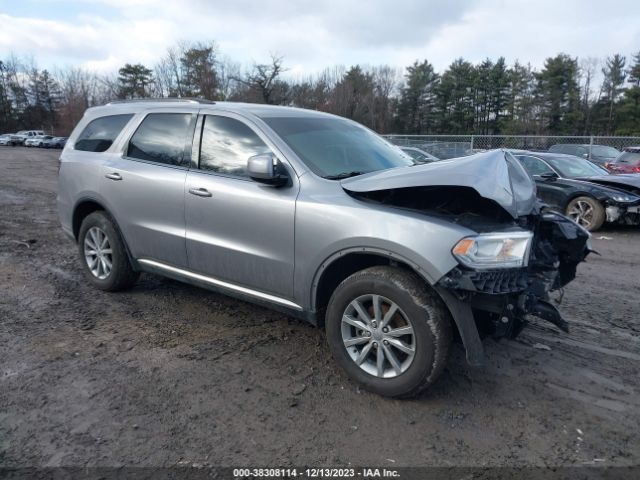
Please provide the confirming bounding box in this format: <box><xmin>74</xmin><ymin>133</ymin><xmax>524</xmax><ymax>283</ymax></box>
<box><xmin>530</xmin><ymin>299</ymin><xmax>569</xmax><ymax>333</ymax></box>
<box><xmin>438</xmin><ymin>211</ymin><xmax>590</xmax><ymax>341</ymax></box>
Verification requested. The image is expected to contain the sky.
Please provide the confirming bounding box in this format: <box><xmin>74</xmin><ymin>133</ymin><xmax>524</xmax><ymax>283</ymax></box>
<box><xmin>1</xmin><ymin>0</ymin><xmax>639</xmax><ymax>77</ymax></box>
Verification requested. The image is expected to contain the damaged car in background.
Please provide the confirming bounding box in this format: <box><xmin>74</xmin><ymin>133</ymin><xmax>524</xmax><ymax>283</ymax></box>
<box><xmin>58</xmin><ymin>102</ymin><xmax>591</xmax><ymax>398</ymax></box>
<box><xmin>512</xmin><ymin>151</ymin><xmax>640</xmax><ymax>231</ymax></box>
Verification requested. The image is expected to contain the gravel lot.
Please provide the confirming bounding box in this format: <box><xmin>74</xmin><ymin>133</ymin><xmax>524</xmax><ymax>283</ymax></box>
<box><xmin>1</xmin><ymin>147</ymin><xmax>639</xmax><ymax>468</ymax></box>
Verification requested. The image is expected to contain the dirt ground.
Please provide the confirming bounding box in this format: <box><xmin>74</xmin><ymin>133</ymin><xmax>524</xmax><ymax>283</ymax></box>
<box><xmin>1</xmin><ymin>146</ymin><xmax>639</xmax><ymax>469</ymax></box>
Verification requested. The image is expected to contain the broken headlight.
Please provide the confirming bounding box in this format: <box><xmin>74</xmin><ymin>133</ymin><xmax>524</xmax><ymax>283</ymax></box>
<box><xmin>611</xmin><ymin>193</ymin><xmax>639</xmax><ymax>203</ymax></box>
<box><xmin>452</xmin><ymin>231</ymin><xmax>533</xmax><ymax>269</ymax></box>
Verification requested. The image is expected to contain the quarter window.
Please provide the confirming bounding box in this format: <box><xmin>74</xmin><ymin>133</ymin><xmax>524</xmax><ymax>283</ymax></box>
<box><xmin>128</xmin><ymin>113</ymin><xmax>193</xmax><ymax>166</ymax></box>
<box><xmin>75</xmin><ymin>114</ymin><xmax>133</xmax><ymax>152</ymax></box>
<box><xmin>199</xmin><ymin>115</ymin><xmax>271</xmax><ymax>177</ymax></box>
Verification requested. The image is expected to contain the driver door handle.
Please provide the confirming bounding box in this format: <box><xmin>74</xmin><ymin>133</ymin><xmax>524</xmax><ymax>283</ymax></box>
<box><xmin>105</xmin><ymin>172</ymin><xmax>122</xmax><ymax>181</ymax></box>
<box><xmin>189</xmin><ymin>187</ymin><xmax>212</xmax><ymax>198</ymax></box>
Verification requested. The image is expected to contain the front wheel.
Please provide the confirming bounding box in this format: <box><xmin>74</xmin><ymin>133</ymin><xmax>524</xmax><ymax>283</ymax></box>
<box><xmin>566</xmin><ymin>196</ymin><xmax>605</xmax><ymax>231</ymax></box>
<box><xmin>325</xmin><ymin>266</ymin><xmax>452</xmax><ymax>398</ymax></box>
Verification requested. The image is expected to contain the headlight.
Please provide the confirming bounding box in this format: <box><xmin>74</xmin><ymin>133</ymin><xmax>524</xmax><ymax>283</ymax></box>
<box><xmin>611</xmin><ymin>193</ymin><xmax>639</xmax><ymax>203</ymax></box>
<box><xmin>452</xmin><ymin>231</ymin><xmax>533</xmax><ymax>269</ymax></box>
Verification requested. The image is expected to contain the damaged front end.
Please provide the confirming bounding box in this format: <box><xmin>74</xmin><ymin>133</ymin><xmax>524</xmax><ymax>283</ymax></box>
<box><xmin>605</xmin><ymin>203</ymin><xmax>640</xmax><ymax>225</ymax></box>
<box><xmin>342</xmin><ymin>150</ymin><xmax>591</xmax><ymax>365</ymax></box>
<box><xmin>579</xmin><ymin>175</ymin><xmax>640</xmax><ymax>226</ymax></box>
<box><xmin>438</xmin><ymin>210</ymin><xmax>590</xmax><ymax>339</ymax></box>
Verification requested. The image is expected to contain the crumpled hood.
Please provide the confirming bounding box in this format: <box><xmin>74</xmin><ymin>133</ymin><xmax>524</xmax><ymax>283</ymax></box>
<box><xmin>574</xmin><ymin>174</ymin><xmax>640</xmax><ymax>194</ymax></box>
<box><xmin>341</xmin><ymin>149</ymin><xmax>538</xmax><ymax>219</ymax></box>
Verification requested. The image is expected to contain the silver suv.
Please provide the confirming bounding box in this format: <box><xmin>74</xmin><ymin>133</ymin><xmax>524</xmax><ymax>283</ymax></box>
<box><xmin>58</xmin><ymin>99</ymin><xmax>590</xmax><ymax>397</ymax></box>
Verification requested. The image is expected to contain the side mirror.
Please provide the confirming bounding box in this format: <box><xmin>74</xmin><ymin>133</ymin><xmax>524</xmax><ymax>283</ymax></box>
<box><xmin>539</xmin><ymin>172</ymin><xmax>558</xmax><ymax>181</ymax></box>
<box><xmin>247</xmin><ymin>153</ymin><xmax>288</xmax><ymax>187</ymax></box>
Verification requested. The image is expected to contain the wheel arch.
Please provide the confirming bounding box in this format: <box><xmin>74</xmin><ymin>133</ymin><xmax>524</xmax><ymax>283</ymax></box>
<box><xmin>312</xmin><ymin>249</ymin><xmax>430</xmax><ymax>322</ymax></box>
<box><xmin>312</xmin><ymin>247</ymin><xmax>442</xmax><ymax>316</ymax></box>
<box><xmin>72</xmin><ymin>197</ymin><xmax>107</xmax><ymax>240</ymax></box>
<box><xmin>311</xmin><ymin>248</ymin><xmax>485</xmax><ymax>366</ymax></box>
<box><xmin>72</xmin><ymin>198</ymin><xmax>139</xmax><ymax>270</ymax></box>
<box><xmin>561</xmin><ymin>190</ymin><xmax>607</xmax><ymax>212</ymax></box>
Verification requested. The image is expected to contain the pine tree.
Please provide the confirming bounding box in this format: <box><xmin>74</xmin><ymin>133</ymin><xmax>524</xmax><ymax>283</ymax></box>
<box><xmin>473</xmin><ymin>59</ymin><xmax>493</xmax><ymax>134</ymax></box>
<box><xmin>180</xmin><ymin>44</ymin><xmax>219</xmax><ymax>99</ymax></box>
<box><xmin>534</xmin><ymin>54</ymin><xmax>581</xmax><ymax>134</ymax></box>
<box><xmin>396</xmin><ymin>60</ymin><xmax>439</xmax><ymax>133</ymax></box>
<box><xmin>504</xmin><ymin>61</ymin><xmax>536</xmax><ymax>134</ymax></box>
<box><xmin>0</xmin><ymin>60</ymin><xmax>15</xmax><ymax>132</ymax></box>
<box><xmin>435</xmin><ymin>59</ymin><xmax>476</xmax><ymax>134</ymax></box>
<box><xmin>489</xmin><ymin>57</ymin><xmax>510</xmax><ymax>134</ymax></box>
<box><xmin>331</xmin><ymin>66</ymin><xmax>375</xmax><ymax>125</ymax></box>
<box><xmin>615</xmin><ymin>52</ymin><xmax>640</xmax><ymax>134</ymax></box>
<box><xmin>600</xmin><ymin>54</ymin><xmax>627</xmax><ymax>133</ymax></box>
<box><xmin>117</xmin><ymin>63</ymin><xmax>154</xmax><ymax>99</ymax></box>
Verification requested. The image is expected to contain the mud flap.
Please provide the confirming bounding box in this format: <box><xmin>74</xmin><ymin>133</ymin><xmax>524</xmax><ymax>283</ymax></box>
<box><xmin>435</xmin><ymin>287</ymin><xmax>485</xmax><ymax>366</ymax></box>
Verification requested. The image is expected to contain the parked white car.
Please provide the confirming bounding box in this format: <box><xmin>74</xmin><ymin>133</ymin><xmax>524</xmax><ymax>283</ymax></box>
<box><xmin>13</xmin><ymin>130</ymin><xmax>45</xmax><ymax>145</ymax></box>
<box><xmin>0</xmin><ymin>134</ymin><xmax>18</xmax><ymax>146</ymax></box>
<box><xmin>25</xmin><ymin>135</ymin><xmax>53</xmax><ymax>147</ymax></box>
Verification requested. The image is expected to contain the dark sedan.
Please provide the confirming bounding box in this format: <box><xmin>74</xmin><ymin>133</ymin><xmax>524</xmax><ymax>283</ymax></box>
<box><xmin>512</xmin><ymin>151</ymin><xmax>640</xmax><ymax>231</ymax></box>
<box><xmin>41</xmin><ymin>136</ymin><xmax>68</xmax><ymax>149</ymax></box>
<box><xmin>548</xmin><ymin>144</ymin><xmax>620</xmax><ymax>166</ymax></box>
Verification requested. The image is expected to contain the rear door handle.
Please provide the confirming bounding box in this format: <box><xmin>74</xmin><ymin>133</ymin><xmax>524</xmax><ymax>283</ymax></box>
<box><xmin>188</xmin><ymin>187</ymin><xmax>212</xmax><ymax>198</ymax></box>
<box><xmin>105</xmin><ymin>172</ymin><xmax>122</xmax><ymax>181</ymax></box>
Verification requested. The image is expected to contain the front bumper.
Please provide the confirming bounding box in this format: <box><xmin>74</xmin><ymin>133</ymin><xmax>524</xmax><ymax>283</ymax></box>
<box><xmin>606</xmin><ymin>202</ymin><xmax>640</xmax><ymax>225</ymax></box>
<box><xmin>437</xmin><ymin>212</ymin><xmax>591</xmax><ymax>342</ymax></box>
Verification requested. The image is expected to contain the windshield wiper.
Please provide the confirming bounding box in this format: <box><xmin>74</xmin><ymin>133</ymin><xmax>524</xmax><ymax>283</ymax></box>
<box><xmin>324</xmin><ymin>171</ymin><xmax>368</xmax><ymax>180</ymax></box>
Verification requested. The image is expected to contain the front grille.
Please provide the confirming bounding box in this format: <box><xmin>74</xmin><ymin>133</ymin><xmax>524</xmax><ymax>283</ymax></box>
<box><xmin>440</xmin><ymin>267</ymin><xmax>529</xmax><ymax>294</ymax></box>
<box><xmin>467</xmin><ymin>269</ymin><xmax>528</xmax><ymax>294</ymax></box>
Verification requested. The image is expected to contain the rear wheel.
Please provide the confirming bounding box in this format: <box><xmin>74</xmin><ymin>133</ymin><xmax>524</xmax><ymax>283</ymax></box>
<box><xmin>566</xmin><ymin>196</ymin><xmax>605</xmax><ymax>231</ymax></box>
<box><xmin>78</xmin><ymin>211</ymin><xmax>139</xmax><ymax>291</ymax></box>
<box><xmin>325</xmin><ymin>266</ymin><xmax>452</xmax><ymax>398</ymax></box>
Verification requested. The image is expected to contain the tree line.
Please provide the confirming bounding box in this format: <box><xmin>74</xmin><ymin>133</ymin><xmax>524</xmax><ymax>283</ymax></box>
<box><xmin>1</xmin><ymin>41</ymin><xmax>639</xmax><ymax>136</ymax></box>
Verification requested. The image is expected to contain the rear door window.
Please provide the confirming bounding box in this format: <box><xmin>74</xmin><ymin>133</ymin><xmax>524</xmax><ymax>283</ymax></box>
<box><xmin>516</xmin><ymin>155</ymin><xmax>554</xmax><ymax>176</ymax></box>
<box><xmin>75</xmin><ymin>114</ymin><xmax>133</xmax><ymax>152</ymax></box>
<box><xmin>127</xmin><ymin>113</ymin><xmax>194</xmax><ymax>166</ymax></box>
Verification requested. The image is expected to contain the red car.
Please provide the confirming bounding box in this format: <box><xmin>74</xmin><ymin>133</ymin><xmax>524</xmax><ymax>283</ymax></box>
<box><xmin>607</xmin><ymin>147</ymin><xmax>640</xmax><ymax>174</ymax></box>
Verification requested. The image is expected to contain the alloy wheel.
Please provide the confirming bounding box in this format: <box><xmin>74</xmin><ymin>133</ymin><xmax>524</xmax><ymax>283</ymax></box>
<box><xmin>341</xmin><ymin>294</ymin><xmax>416</xmax><ymax>378</ymax></box>
<box><xmin>567</xmin><ymin>200</ymin><xmax>594</xmax><ymax>228</ymax></box>
<box><xmin>84</xmin><ymin>226</ymin><xmax>113</xmax><ymax>280</ymax></box>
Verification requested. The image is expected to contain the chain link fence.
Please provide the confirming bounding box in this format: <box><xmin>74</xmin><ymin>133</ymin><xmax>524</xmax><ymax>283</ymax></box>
<box><xmin>384</xmin><ymin>135</ymin><xmax>640</xmax><ymax>159</ymax></box>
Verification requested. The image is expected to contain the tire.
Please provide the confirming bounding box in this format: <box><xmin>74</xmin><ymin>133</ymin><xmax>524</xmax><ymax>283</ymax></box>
<box><xmin>78</xmin><ymin>211</ymin><xmax>139</xmax><ymax>291</ymax></box>
<box><xmin>325</xmin><ymin>266</ymin><xmax>452</xmax><ymax>398</ymax></box>
<box><xmin>566</xmin><ymin>196</ymin><xmax>605</xmax><ymax>231</ymax></box>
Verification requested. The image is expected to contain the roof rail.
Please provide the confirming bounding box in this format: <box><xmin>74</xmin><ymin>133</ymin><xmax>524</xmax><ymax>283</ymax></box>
<box><xmin>105</xmin><ymin>97</ymin><xmax>215</xmax><ymax>105</ymax></box>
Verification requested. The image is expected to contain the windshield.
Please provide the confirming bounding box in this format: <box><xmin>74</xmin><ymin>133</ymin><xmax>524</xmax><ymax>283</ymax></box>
<box><xmin>591</xmin><ymin>146</ymin><xmax>620</xmax><ymax>157</ymax></box>
<box><xmin>262</xmin><ymin>116</ymin><xmax>414</xmax><ymax>178</ymax></box>
<box><xmin>546</xmin><ymin>156</ymin><xmax>609</xmax><ymax>178</ymax></box>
